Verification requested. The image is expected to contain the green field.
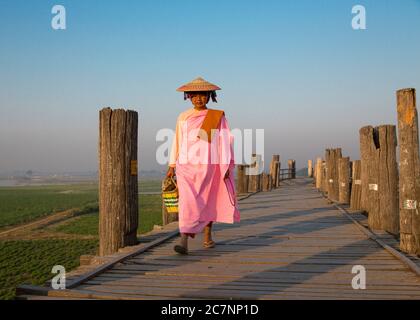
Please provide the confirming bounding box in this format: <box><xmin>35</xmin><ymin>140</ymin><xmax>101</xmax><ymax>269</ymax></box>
<box><xmin>138</xmin><ymin>179</ymin><xmax>162</xmax><ymax>193</ymax></box>
<box><xmin>52</xmin><ymin>194</ymin><xmax>163</xmax><ymax>236</ymax></box>
<box><xmin>0</xmin><ymin>184</ymin><xmax>99</xmax><ymax>230</ymax></box>
<box><xmin>0</xmin><ymin>180</ymin><xmax>163</xmax><ymax>300</ymax></box>
<box><xmin>0</xmin><ymin>239</ymin><xmax>98</xmax><ymax>300</ymax></box>
<box><xmin>0</xmin><ymin>179</ymin><xmax>161</xmax><ymax>230</ymax></box>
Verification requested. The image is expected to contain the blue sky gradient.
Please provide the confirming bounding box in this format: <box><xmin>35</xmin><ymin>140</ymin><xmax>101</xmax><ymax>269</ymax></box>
<box><xmin>1</xmin><ymin>0</ymin><xmax>419</xmax><ymax>172</ymax></box>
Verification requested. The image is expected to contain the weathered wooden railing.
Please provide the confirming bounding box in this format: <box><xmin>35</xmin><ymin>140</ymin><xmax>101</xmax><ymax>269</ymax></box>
<box><xmin>278</xmin><ymin>168</ymin><xmax>295</xmax><ymax>181</ymax></box>
<box><xmin>312</xmin><ymin>87</ymin><xmax>419</xmax><ymax>257</ymax></box>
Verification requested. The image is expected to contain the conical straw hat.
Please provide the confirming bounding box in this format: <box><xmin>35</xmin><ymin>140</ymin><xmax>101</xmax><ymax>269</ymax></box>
<box><xmin>176</xmin><ymin>77</ymin><xmax>221</xmax><ymax>92</ymax></box>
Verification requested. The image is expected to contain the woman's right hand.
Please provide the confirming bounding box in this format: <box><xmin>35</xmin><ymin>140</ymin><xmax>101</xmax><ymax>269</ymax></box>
<box><xmin>166</xmin><ymin>166</ymin><xmax>175</xmax><ymax>178</ymax></box>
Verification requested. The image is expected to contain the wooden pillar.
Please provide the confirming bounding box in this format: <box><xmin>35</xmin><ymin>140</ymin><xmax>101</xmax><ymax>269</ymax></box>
<box><xmin>236</xmin><ymin>165</ymin><xmax>246</xmax><ymax>194</ymax></box>
<box><xmin>308</xmin><ymin>160</ymin><xmax>313</xmax><ymax>178</ymax></box>
<box><xmin>359</xmin><ymin>127</ymin><xmax>371</xmax><ymax>214</ymax></box>
<box><xmin>268</xmin><ymin>174</ymin><xmax>273</xmax><ymax>190</ymax></box>
<box><xmin>360</xmin><ymin>125</ymin><xmax>399</xmax><ymax>234</ymax></box>
<box><xmin>324</xmin><ymin>151</ymin><xmax>330</xmax><ymax>194</ymax></box>
<box><xmin>249</xmin><ymin>154</ymin><xmax>258</xmax><ymax>192</ymax></box>
<box><xmin>338</xmin><ymin>157</ymin><xmax>351</xmax><ymax>204</ymax></box>
<box><xmin>288</xmin><ymin>159</ymin><xmax>295</xmax><ymax>179</ymax></box>
<box><xmin>262</xmin><ymin>173</ymin><xmax>270</xmax><ymax>191</ymax></box>
<box><xmin>326</xmin><ymin>148</ymin><xmax>342</xmax><ymax>201</ymax></box>
<box><xmin>270</xmin><ymin>155</ymin><xmax>280</xmax><ymax>188</ymax></box>
<box><xmin>292</xmin><ymin>160</ymin><xmax>296</xmax><ymax>179</ymax></box>
<box><xmin>397</xmin><ymin>88</ymin><xmax>420</xmax><ymax>254</ymax></box>
<box><xmin>367</xmin><ymin>127</ymin><xmax>381</xmax><ymax>231</ymax></box>
<box><xmin>276</xmin><ymin>161</ymin><xmax>281</xmax><ymax>186</ymax></box>
<box><xmin>321</xmin><ymin>161</ymin><xmax>328</xmax><ymax>193</ymax></box>
<box><xmin>350</xmin><ymin>160</ymin><xmax>362</xmax><ymax>210</ymax></box>
<box><xmin>360</xmin><ymin>126</ymin><xmax>380</xmax><ymax>227</ymax></box>
<box><xmin>378</xmin><ymin>125</ymin><xmax>399</xmax><ymax>235</ymax></box>
<box><xmin>244</xmin><ymin>164</ymin><xmax>250</xmax><ymax>193</ymax></box>
<box><xmin>99</xmin><ymin>108</ymin><xmax>139</xmax><ymax>256</ymax></box>
<box><xmin>256</xmin><ymin>154</ymin><xmax>263</xmax><ymax>191</ymax></box>
<box><xmin>315</xmin><ymin>157</ymin><xmax>323</xmax><ymax>189</ymax></box>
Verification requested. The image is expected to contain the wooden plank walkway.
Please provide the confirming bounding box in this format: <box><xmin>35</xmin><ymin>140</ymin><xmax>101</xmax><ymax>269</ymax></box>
<box><xmin>20</xmin><ymin>178</ymin><xmax>420</xmax><ymax>299</ymax></box>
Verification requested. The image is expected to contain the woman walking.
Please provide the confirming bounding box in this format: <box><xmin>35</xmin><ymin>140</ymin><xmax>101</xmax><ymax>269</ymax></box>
<box><xmin>166</xmin><ymin>77</ymin><xmax>240</xmax><ymax>255</ymax></box>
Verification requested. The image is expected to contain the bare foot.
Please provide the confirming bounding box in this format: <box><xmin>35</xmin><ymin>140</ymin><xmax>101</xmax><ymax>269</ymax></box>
<box><xmin>203</xmin><ymin>222</ymin><xmax>215</xmax><ymax>248</ymax></box>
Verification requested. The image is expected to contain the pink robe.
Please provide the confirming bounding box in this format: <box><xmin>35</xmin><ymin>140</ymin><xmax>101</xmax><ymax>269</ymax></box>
<box><xmin>169</xmin><ymin>108</ymin><xmax>240</xmax><ymax>234</ymax></box>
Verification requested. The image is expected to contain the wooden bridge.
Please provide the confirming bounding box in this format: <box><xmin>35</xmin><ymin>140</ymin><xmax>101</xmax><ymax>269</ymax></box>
<box><xmin>18</xmin><ymin>177</ymin><xmax>420</xmax><ymax>300</ymax></box>
<box><xmin>16</xmin><ymin>89</ymin><xmax>420</xmax><ymax>299</ymax></box>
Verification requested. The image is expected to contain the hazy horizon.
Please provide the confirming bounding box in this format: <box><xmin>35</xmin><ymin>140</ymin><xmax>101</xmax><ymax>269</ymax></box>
<box><xmin>1</xmin><ymin>0</ymin><xmax>420</xmax><ymax>173</ymax></box>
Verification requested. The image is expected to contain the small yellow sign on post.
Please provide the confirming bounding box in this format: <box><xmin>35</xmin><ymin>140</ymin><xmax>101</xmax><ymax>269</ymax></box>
<box><xmin>130</xmin><ymin>160</ymin><xmax>137</xmax><ymax>176</ymax></box>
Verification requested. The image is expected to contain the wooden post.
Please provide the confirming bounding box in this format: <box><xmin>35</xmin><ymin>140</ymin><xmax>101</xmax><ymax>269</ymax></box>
<box><xmin>338</xmin><ymin>157</ymin><xmax>351</xmax><ymax>204</ymax></box>
<box><xmin>262</xmin><ymin>173</ymin><xmax>270</xmax><ymax>191</ymax></box>
<box><xmin>350</xmin><ymin>160</ymin><xmax>362</xmax><ymax>210</ymax></box>
<box><xmin>359</xmin><ymin>127</ymin><xmax>371</xmax><ymax>214</ymax></box>
<box><xmin>324</xmin><ymin>151</ymin><xmax>330</xmax><ymax>194</ymax></box>
<box><xmin>321</xmin><ymin>161</ymin><xmax>328</xmax><ymax>193</ymax></box>
<box><xmin>326</xmin><ymin>148</ymin><xmax>342</xmax><ymax>201</ymax></box>
<box><xmin>270</xmin><ymin>155</ymin><xmax>280</xmax><ymax>188</ymax></box>
<box><xmin>360</xmin><ymin>126</ymin><xmax>379</xmax><ymax>226</ymax></box>
<box><xmin>288</xmin><ymin>160</ymin><xmax>296</xmax><ymax>179</ymax></box>
<box><xmin>99</xmin><ymin>108</ymin><xmax>138</xmax><ymax>256</ymax></box>
<box><xmin>249</xmin><ymin>154</ymin><xmax>258</xmax><ymax>192</ymax></box>
<box><xmin>236</xmin><ymin>164</ymin><xmax>246</xmax><ymax>194</ymax></box>
<box><xmin>397</xmin><ymin>88</ymin><xmax>420</xmax><ymax>254</ymax></box>
<box><xmin>244</xmin><ymin>164</ymin><xmax>250</xmax><ymax>193</ymax></box>
<box><xmin>256</xmin><ymin>154</ymin><xmax>263</xmax><ymax>191</ymax></box>
<box><xmin>276</xmin><ymin>161</ymin><xmax>281</xmax><ymax>186</ymax></box>
<box><xmin>315</xmin><ymin>157</ymin><xmax>323</xmax><ymax>189</ymax></box>
<box><xmin>292</xmin><ymin>160</ymin><xmax>296</xmax><ymax>179</ymax></box>
<box><xmin>378</xmin><ymin>125</ymin><xmax>399</xmax><ymax>235</ymax></box>
<box><xmin>360</xmin><ymin>125</ymin><xmax>399</xmax><ymax>234</ymax></box>
<box><xmin>308</xmin><ymin>160</ymin><xmax>313</xmax><ymax>178</ymax></box>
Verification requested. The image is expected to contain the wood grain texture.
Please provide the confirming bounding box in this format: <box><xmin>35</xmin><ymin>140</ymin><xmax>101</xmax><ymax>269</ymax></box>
<box><xmin>377</xmin><ymin>125</ymin><xmax>399</xmax><ymax>235</ymax></box>
<box><xmin>359</xmin><ymin>125</ymin><xmax>399</xmax><ymax>234</ymax></box>
<box><xmin>359</xmin><ymin>126</ymin><xmax>372</xmax><ymax>214</ymax></box>
<box><xmin>308</xmin><ymin>160</ymin><xmax>313</xmax><ymax>178</ymax></box>
<box><xmin>326</xmin><ymin>148</ymin><xmax>342</xmax><ymax>202</ymax></box>
<box><xmin>270</xmin><ymin>155</ymin><xmax>280</xmax><ymax>188</ymax></box>
<box><xmin>288</xmin><ymin>159</ymin><xmax>296</xmax><ymax>179</ymax></box>
<box><xmin>236</xmin><ymin>164</ymin><xmax>247</xmax><ymax>194</ymax></box>
<box><xmin>350</xmin><ymin>160</ymin><xmax>362</xmax><ymax>210</ymax></box>
<box><xmin>321</xmin><ymin>161</ymin><xmax>328</xmax><ymax>193</ymax></box>
<box><xmin>338</xmin><ymin>157</ymin><xmax>350</xmax><ymax>204</ymax></box>
<box><xmin>262</xmin><ymin>173</ymin><xmax>270</xmax><ymax>192</ymax></box>
<box><xmin>315</xmin><ymin>158</ymin><xmax>323</xmax><ymax>190</ymax></box>
<box><xmin>99</xmin><ymin>108</ymin><xmax>138</xmax><ymax>256</ymax></box>
<box><xmin>248</xmin><ymin>154</ymin><xmax>258</xmax><ymax>193</ymax></box>
<box><xmin>397</xmin><ymin>88</ymin><xmax>420</xmax><ymax>254</ymax></box>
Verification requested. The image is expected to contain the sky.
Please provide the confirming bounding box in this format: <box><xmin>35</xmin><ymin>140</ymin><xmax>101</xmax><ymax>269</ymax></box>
<box><xmin>0</xmin><ymin>0</ymin><xmax>419</xmax><ymax>173</ymax></box>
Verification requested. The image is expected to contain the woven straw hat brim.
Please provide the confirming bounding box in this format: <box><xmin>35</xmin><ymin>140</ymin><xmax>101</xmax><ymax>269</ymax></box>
<box><xmin>176</xmin><ymin>77</ymin><xmax>221</xmax><ymax>92</ymax></box>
